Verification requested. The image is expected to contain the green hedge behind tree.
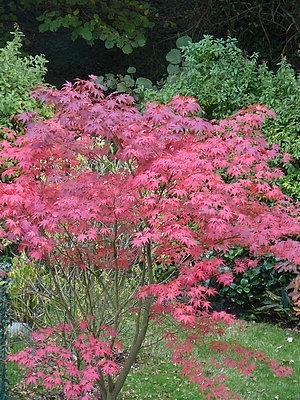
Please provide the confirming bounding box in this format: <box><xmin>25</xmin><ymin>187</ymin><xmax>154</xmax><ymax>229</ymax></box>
<box><xmin>0</xmin><ymin>28</ymin><xmax>50</xmax><ymax>133</ymax></box>
<box><xmin>145</xmin><ymin>35</ymin><xmax>300</xmax><ymax>199</ymax></box>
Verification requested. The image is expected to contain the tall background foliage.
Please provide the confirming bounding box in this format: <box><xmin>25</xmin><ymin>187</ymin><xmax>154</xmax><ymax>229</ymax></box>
<box><xmin>0</xmin><ymin>0</ymin><xmax>154</xmax><ymax>53</ymax></box>
<box><xmin>0</xmin><ymin>0</ymin><xmax>299</xmax><ymax>86</ymax></box>
<box><xmin>0</xmin><ymin>28</ymin><xmax>49</xmax><ymax>132</ymax></box>
<box><xmin>145</xmin><ymin>35</ymin><xmax>300</xmax><ymax>200</ymax></box>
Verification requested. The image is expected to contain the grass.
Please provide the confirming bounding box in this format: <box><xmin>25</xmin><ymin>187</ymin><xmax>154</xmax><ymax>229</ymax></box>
<box><xmin>6</xmin><ymin>320</ymin><xmax>300</xmax><ymax>399</ymax></box>
<box><xmin>120</xmin><ymin>320</ymin><xmax>300</xmax><ymax>400</ymax></box>
<box><xmin>6</xmin><ymin>340</ymin><xmax>27</xmax><ymax>387</ymax></box>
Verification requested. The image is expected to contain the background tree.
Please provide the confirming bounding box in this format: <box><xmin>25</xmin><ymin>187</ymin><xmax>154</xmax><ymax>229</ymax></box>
<box><xmin>0</xmin><ymin>1</ymin><xmax>299</xmax><ymax>87</ymax></box>
<box><xmin>1</xmin><ymin>0</ymin><xmax>154</xmax><ymax>54</ymax></box>
<box><xmin>165</xmin><ymin>0</ymin><xmax>300</xmax><ymax>68</ymax></box>
<box><xmin>2</xmin><ymin>79</ymin><xmax>299</xmax><ymax>399</ymax></box>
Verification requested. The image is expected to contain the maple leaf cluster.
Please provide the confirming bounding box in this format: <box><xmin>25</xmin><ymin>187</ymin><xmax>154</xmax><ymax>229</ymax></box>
<box><xmin>1</xmin><ymin>78</ymin><xmax>299</xmax><ymax>398</ymax></box>
<box><xmin>165</xmin><ymin>322</ymin><xmax>294</xmax><ymax>399</ymax></box>
<box><xmin>7</xmin><ymin>321</ymin><xmax>120</xmax><ymax>400</ymax></box>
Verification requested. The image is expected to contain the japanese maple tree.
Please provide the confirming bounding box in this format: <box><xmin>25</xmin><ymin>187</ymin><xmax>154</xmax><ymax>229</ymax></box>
<box><xmin>1</xmin><ymin>78</ymin><xmax>300</xmax><ymax>399</ymax></box>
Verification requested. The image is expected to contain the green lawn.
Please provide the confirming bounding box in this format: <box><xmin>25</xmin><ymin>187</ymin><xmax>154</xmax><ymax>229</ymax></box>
<box><xmin>6</xmin><ymin>320</ymin><xmax>300</xmax><ymax>399</ymax></box>
<box><xmin>121</xmin><ymin>321</ymin><xmax>300</xmax><ymax>400</ymax></box>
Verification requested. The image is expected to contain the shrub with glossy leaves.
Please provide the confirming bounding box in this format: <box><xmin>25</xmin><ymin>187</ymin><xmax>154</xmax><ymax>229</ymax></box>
<box><xmin>211</xmin><ymin>249</ymin><xmax>297</xmax><ymax>324</ymax></box>
<box><xmin>1</xmin><ymin>79</ymin><xmax>300</xmax><ymax>399</ymax></box>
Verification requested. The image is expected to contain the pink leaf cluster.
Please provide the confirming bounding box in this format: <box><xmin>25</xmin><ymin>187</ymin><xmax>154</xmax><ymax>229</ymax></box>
<box><xmin>7</xmin><ymin>321</ymin><xmax>120</xmax><ymax>400</ymax></box>
<box><xmin>2</xmin><ymin>78</ymin><xmax>299</xmax><ymax>398</ymax></box>
<box><xmin>165</xmin><ymin>326</ymin><xmax>294</xmax><ymax>399</ymax></box>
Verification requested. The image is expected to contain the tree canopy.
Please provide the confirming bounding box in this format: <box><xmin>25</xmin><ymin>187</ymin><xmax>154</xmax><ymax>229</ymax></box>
<box><xmin>2</xmin><ymin>79</ymin><xmax>299</xmax><ymax>399</ymax></box>
<box><xmin>1</xmin><ymin>0</ymin><xmax>299</xmax><ymax>70</ymax></box>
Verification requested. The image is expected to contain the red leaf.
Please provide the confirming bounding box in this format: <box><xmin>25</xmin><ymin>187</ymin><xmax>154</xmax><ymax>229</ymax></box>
<box><xmin>3</xmin><ymin>79</ymin><xmax>299</xmax><ymax>399</ymax></box>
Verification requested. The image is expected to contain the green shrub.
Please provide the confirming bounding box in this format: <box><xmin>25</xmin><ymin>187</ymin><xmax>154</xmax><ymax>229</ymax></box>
<box><xmin>144</xmin><ymin>35</ymin><xmax>300</xmax><ymax>198</ymax></box>
<box><xmin>259</xmin><ymin>60</ymin><xmax>300</xmax><ymax>199</ymax></box>
<box><xmin>144</xmin><ymin>36</ymin><xmax>262</xmax><ymax>118</ymax></box>
<box><xmin>212</xmin><ymin>251</ymin><xmax>297</xmax><ymax>325</ymax></box>
<box><xmin>145</xmin><ymin>36</ymin><xmax>299</xmax><ymax>121</ymax></box>
<box><xmin>96</xmin><ymin>66</ymin><xmax>153</xmax><ymax>107</ymax></box>
<box><xmin>0</xmin><ymin>29</ymin><xmax>52</xmax><ymax>330</ymax></box>
<box><xmin>0</xmin><ymin>27</ymin><xmax>50</xmax><ymax>132</ymax></box>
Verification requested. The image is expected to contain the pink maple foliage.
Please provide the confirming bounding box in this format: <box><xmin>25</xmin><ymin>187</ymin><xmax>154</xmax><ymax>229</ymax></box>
<box><xmin>7</xmin><ymin>321</ymin><xmax>120</xmax><ymax>399</ymax></box>
<box><xmin>1</xmin><ymin>78</ymin><xmax>299</xmax><ymax>399</ymax></box>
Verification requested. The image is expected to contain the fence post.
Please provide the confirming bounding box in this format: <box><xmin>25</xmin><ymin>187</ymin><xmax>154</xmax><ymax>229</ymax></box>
<box><xmin>0</xmin><ymin>258</ymin><xmax>12</xmax><ymax>400</ymax></box>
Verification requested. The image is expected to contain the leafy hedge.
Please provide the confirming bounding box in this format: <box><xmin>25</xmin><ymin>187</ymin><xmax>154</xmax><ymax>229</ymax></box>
<box><xmin>0</xmin><ymin>28</ymin><xmax>50</xmax><ymax>133</ymax></box>
<box><xmin>145</xmin><ymin>35</ymin><xmax>300</xmax><ymax>198</ymax></box>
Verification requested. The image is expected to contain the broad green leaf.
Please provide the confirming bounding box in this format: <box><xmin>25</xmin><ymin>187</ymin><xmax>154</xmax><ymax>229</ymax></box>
<box><xmin>81</xmin><ymin>27</ymin><xmax>93</xmax><ymax>41</ymax></box>
<box><xmin>123</xmin><ymin>75</ymin><xmax>134</xmax><ymax>86</ymax></box>
<box><xmin>117</xmin><ymin>82</ymin><xmax>128</xmax><ymax>92</ymax></box>
<box><xmin>167</xmin><ymin>74</ymin><xmax>179</xmax><ymax>84</ymax></box>
<box><xmin>38</xmin><ymin>23</ymin><xmax>48</xmax><ymax>33</ymax></box>
<box><xmin>136</xmin><ymin>37</ymin><xmax>146</xmax><ymax>47</ymax></box>
<box><xmin>136</xmin><ymin>77</ymin><xmax>153</xmax><ymax>88</ymax></box>
<box><xmin>167</xmin><ymin>64</ymin><xmax>180</xmax><ymax>75</ymax></box>
<box><xmin>105</xmin><ymin>39</ymin><xmax>114</xmax><ymax>49</ymax></box>
<box><xmin>122</xmin><ymin>44</ymin><xmax>133</xmax><ymax>54</ymax></box>
<box><xmin>176</xmin><ymin>35</ymin><xmax>192</xmax><ymax>49</ymax></box>
<box><xmin>127</xmin><ymin>67</ymin><xmax>136</xmax><ymax>74</ymax></box>
<box><xmin>166</xmin><ymin>48</ymin><xmax>182</xmax><ymax>65</ymax></box>
<box><xmin>240</xmin><ymin>278</ymin><xmax>249</xmax><ymax>287</ymax></box>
